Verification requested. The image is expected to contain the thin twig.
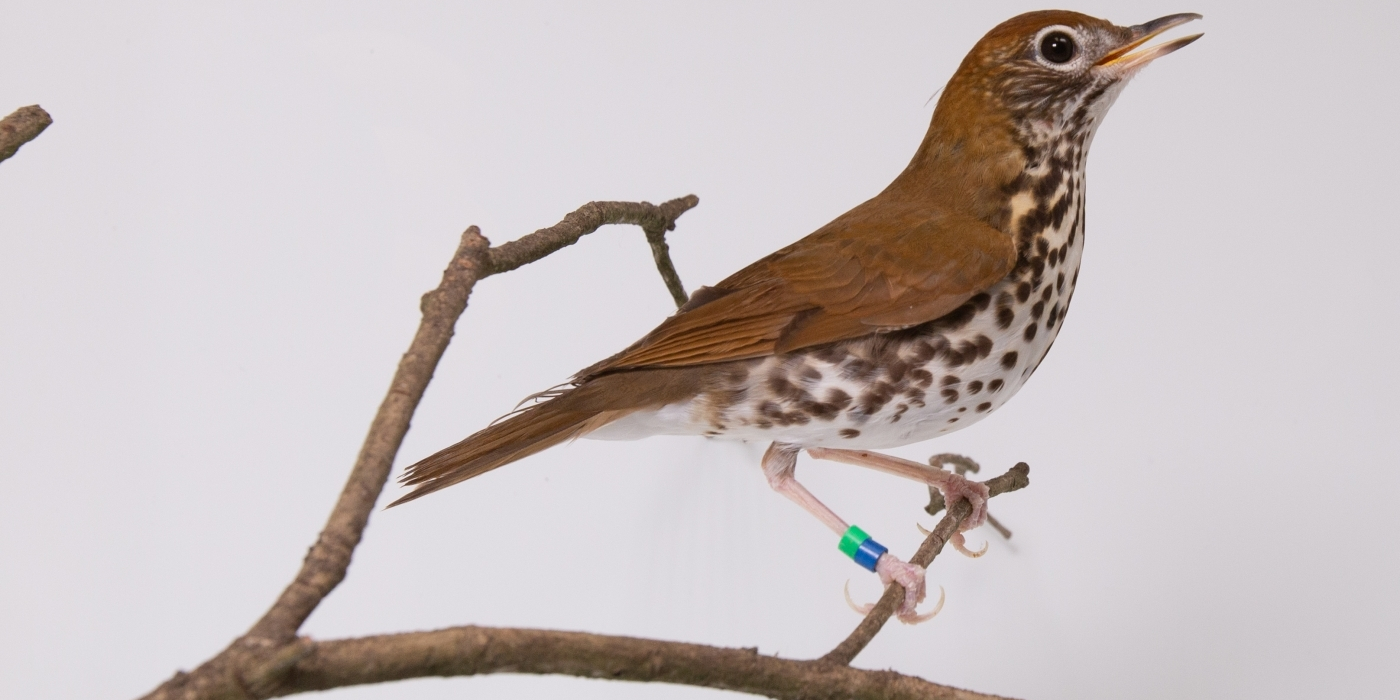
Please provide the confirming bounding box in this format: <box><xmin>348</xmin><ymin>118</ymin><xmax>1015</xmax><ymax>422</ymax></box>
<box><xmin>642</xmin><ymin>223</ymin><xmax>689</xmax><ymax>307</ymax></box>
<box><xmin>487</xmin><ymin>196</ymin><xmax>698</xmax><ymax>287</ymax></box>
<box><xmin>821</xmin><ymin>463</ymin><xmax>1030</xmax><ymax>667</ymax></box>
<box><xmin>264</xmin><ymin>626</ymin><xmax>1016</xmax><ymax>700</ymax></box>
<box><xmin>0</xmin><ymin>105</ymin><xmax>52</xmax><ymax>163</ymax></box>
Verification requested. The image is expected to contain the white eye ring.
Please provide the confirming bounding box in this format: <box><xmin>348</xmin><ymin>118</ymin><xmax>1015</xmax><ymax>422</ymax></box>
<box><xmin>1033</xmin><ymin>25</ymin><xmax>1084</xmax><ymax>70</ymax></box>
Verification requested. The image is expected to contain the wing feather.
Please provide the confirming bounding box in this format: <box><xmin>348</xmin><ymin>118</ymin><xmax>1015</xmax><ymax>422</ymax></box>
<box><xmin>580</xmin><ymin>203</ymin><xmax>1015</xmax><ymax>378</ymax></box>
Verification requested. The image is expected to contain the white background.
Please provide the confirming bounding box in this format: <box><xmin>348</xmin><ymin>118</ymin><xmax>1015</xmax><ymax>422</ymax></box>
<box><xmin>2</xmin><ymin>2</ymin><xmax>1397</xmax><ymax>699</ymax></box>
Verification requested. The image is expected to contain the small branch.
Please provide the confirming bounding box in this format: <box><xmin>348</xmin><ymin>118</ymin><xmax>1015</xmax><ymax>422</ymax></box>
<box><xmin>0</xmin><ymin>105</ymin><xmax>52</xmax><ymax>163</ymax></box>
<box><xmin>642</xmin><ymin>224</ymin><xmax>689</xmax><ymax>308</ymax></box>
<box><xmin>821</xmin><ymin>463</ymin><xmax>1030</xmax><ymax>666</ymax></box>
<box><xmin>266</xmin><ymin>626</ymin><xmax>1014</xmax><ymax>700</ymax></box>
<box><xmin>486</xmin><ymin>195</ymin><xmax>698</xmax><ymax>304</ymax></box>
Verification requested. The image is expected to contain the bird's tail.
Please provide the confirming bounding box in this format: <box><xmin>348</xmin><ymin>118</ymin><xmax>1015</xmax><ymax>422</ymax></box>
<box><xmin>389</xmin><ymin>394</ymin><xmax>601</xmax><ymax>507</ymax></box>
<box><xmin>387</xmin><ymin>366</ymin><xmax>702</xmax><ymax>507</ymax></box>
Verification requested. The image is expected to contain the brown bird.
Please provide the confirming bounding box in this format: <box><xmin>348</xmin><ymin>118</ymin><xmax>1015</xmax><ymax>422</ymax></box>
<box><xmin>394</xmin><ymin>10</ymin><xmax>1202</xmax><ymax>621</ymax></box>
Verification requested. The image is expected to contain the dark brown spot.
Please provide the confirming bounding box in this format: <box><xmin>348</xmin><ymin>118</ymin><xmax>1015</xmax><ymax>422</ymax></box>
<box><xmin>799</xmin><ymin>365</ymin><xmax>822</xmax><ymax>382</ymax></box>
<box><xmin>1057</xmin><ymin>271</ymin><xmax>1065</xmax><ymax>293</ymax></box>
<box><xmin>973</xmin><ymin>334</ymin><xmax>993</xmax><ymax>358</ymax></box>
<box><xmin>1031</xmin><ymin>301</ymin><xmax>1045</xmax><ymax>319</ymax></box>
<box><xmin>909</xmin><ymin>369</ymin><xmax>933</xmax><ymax>388</ymax></box>
<box><xmin>766</xmin><ymin>371</ymin><xmax>803</xmax><ymax>400</ymax></box>
<box><xmin>908</xmin><ymin>341</ymin><xmax>937</xmax><ymax>364</ymax></box>
<box><xmin>1023</xmin><ymin>323</ymin><xmax>1038</xmax><ymax>341</ymax></box>
<box><xmin>969</xmin><ymin>293</ymin><xmax>992</xmax><ymax>310</ymax></box>
<box><xmin>839</xmin><ymin>428</ymin><xmax>860</xmax><ymax>439</ymax></box>
<box><xmin>885</xmin><ymin>359</ymin><xmax>910</xmax><ymax>384</ymax></box>
<box><xmin>976</xmin><ymin>402</ymin><xmax>992</xmax><ymax>413</ymax></box>
<box><xmin>855</xmin><ymin>382</ymin><xmax>896</xmax><ymax>416</ymax></box>
<box><xmin>947</xmin><ymin>417</ymin><xmax>960</xmax><ymax>423</ymax></box>
<box><xmin>967</xmin><ymin>380</ymin><xmax>983</xmax><ymax>394</ymax></box>
<box><xmin>988</xmin><ymin>378</ymin><xmax>1004</xmax><ymax>392</ymax></box>
<box><xmin>1046</xmin><ymin>303</ymin><xmax>1060</xmax><ymax>329</ymax></box>
<box><xmin>996</xmin><ymin>305</ymin><xmax>1015</xmax><ymax>329</ymax></box>
<box><xmin>941</xmin><ymin>375</ymin><xmax>961</xmax><ymax>386</ymax></box>
<box><xmin>1001</xmin><ymin>351</ymin><xmax>1019</xmax><ymax>369</ymax></box>
<box><xmin>940</xmin><ymin>388</ymin><xmax>959</xmax><ymax>404</ymax></box>
<box><xmin>1016</xmin><ymin>282</ymin><xmax>1032</xmax><ymax>303</ymax></box>
<box><xmin>1041</xmin><ymin>285</ymin><xmax>1053</xmax><ymax>301</ymax></box>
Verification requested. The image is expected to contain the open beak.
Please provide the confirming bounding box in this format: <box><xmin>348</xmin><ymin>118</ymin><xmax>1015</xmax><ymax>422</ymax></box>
<box><xmin>1097</xmin><ymin>13</ymin><xmax>1203</xmax><ymax>71</ymax></box>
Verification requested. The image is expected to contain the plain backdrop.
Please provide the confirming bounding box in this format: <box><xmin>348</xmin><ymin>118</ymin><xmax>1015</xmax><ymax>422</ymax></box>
<box><xmin>2</xmin><ymin>2</ymin><xmax>1397</xmax><ymax>699</ymax></box>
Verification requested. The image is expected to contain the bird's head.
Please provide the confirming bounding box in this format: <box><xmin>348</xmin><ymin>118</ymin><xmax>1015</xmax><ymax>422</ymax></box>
<box><xmin>951</xmin><ymin>10</ymin><xmax>1202</xmax><ymax>135</ymax></box>
<box><xmin>893</xmin><ymin>11</ymin><xmax>1201</xmax><ymax>217</ymax></box>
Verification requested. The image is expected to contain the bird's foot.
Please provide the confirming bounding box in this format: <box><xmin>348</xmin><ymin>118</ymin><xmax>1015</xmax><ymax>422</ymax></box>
<box><xmin>938</xmin><ymin>469</ymin><xmax>990</xmax><ymax>533</ymax></box>
<box><xmin>917</xmin><ymin>522</ymin><xmax>989</xmax><ymax>558</ymax></box>
<box><xmin>843</xmin><ymin>553</ymin><xmax>944</xmax><ymax>624</ymax></box>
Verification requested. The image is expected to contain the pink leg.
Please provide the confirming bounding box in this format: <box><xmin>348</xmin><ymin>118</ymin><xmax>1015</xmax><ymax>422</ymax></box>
<box><xmin>761</xmin><ymin>443</ymin><xmax>933</xmax><ymax>623</ymax></box>
<box><xmin>807</xmin><ymin>447</ymin><xmax>990</xmax><ymax>557</ymax></box>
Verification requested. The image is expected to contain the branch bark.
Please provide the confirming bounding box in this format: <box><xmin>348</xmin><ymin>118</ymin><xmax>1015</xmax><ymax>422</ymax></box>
<box><xmin>487</xmin><ymin>196</ymin><xmax>698</xmax><ymax>306</ymax></box>
<box><xmin>0</xmin><ymin>105</ymin><xmax>52</xmax><ymax>163</ymax></box>
<box><xmin>266</xmin><ymin>626</ymin><xmax>1016</xmax><ymax>700</ymax></box>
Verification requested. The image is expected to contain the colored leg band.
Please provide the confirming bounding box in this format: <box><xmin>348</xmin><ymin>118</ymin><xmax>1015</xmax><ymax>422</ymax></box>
<box><xmin>838</xmin><ymin>525</ymin><xmax>888</xmax><ymax>572</ymax></box>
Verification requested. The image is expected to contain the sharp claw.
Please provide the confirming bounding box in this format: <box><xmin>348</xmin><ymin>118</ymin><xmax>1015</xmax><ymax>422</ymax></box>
<box><xmin>916</xmin><ymin>521</ymin><xmax>932</xmax><ymax>536</ymax></box>
<box><xmin>951</xmin><ymin>532</ymin><xmax>989</xmax><ymax>558</ymax></box>
<box><xmin>843</xmin><ymin>580</ymin><xmax>874</xmax><ymax>615</ymax></box>
<box><xmin>902</xmin><ymin>585</ymin><xmax>946</xmax><ymax>624</ymax></box>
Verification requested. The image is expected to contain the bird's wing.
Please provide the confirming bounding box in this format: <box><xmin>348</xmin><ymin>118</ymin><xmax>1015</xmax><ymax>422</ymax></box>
<box><xmin>580</xmin><ymin>207</ymin><xmax>1016</xmax><ymax>377</ymax></box>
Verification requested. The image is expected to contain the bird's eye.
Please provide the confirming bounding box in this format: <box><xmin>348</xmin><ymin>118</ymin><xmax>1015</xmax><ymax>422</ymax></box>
<box><xmin>1039</xmin><ymin>31</ymin><xmax>1077</xmax><ymax>64</ymax></box>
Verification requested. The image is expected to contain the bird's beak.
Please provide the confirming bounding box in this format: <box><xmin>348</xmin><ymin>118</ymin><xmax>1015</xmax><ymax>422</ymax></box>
<box><xmin>1097</xmin><ymin>13</ymin><xmax>1203</xmax><ymax>71</ymax></box>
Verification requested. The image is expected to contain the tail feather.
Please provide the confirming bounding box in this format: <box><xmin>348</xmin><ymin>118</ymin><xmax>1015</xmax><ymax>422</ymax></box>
<box><xmin>388</xmin><ymin>398</ymin><xmax>594</xmax><ymax>507</ymax></box>
<box><xmin>388</xmin><ymin>365</ymin><xmax>706</xmax><ymax>507</ymax></box>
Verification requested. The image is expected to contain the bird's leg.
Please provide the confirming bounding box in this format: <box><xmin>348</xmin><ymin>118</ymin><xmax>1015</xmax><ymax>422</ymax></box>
<box><xmin>761</xmin><ymin>443</ymin><xmax>932</xmax><ymax>623</ymax></box>
<box><xmin>807</xmin><ymin>447</ymin><xmax>990</xmax><ymax>557</ymax></box>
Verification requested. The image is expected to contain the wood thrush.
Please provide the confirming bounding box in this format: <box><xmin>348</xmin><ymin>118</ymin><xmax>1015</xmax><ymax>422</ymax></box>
<box><xmin>394</xmin><ymin>10</ymin><xmax>1202</xmax><ymax>622</ymax></box>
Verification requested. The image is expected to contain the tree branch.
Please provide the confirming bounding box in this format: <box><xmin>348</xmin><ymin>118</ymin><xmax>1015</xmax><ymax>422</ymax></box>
<box><xmin>272</xmin><ymin>626</ymin><xmax>1016</xmax><ymax>700</ymax></box>
<box><xmin>487</xmin><ymin>196</ymin><xmax>698</xmax><ymax>307</ymax></box>
<box><xmin>0</xmin><ymin>105</ymin><xmax>52</xmax><ymax>164</ymax></box>
<box><xmin>821</xmin><ymin>463</ymin><xmax>1030</xmax><ymax>666</ymax></box>
<box><xmin>139</xmin><ymin>197</ymin><xmax>700</xmax><ymax>700</ymax></box>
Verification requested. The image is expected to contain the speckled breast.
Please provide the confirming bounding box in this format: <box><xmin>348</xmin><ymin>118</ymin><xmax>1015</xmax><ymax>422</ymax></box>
<box><xmin>590</xmin><ymin>136</ymin><xmax>1090</xmax><ymax>449</ymax></box>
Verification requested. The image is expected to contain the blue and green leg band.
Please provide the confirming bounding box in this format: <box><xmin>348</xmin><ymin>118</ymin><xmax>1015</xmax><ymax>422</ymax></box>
<box><xmin>838</xmin><ymin>525</ymin><xmax>888</xmax><ymax>572</ymax></box>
